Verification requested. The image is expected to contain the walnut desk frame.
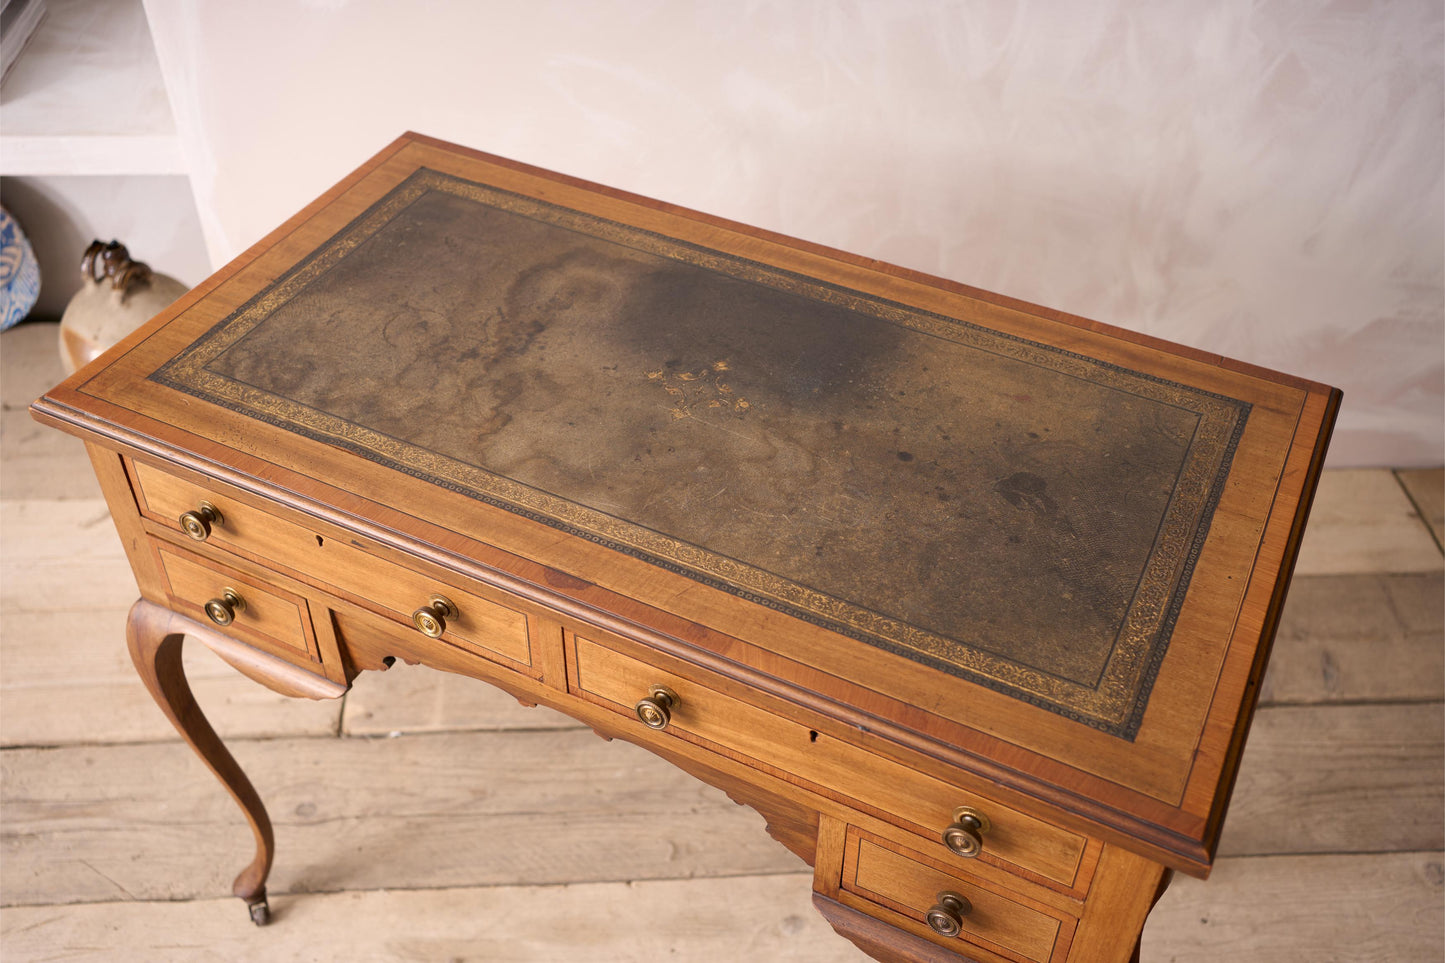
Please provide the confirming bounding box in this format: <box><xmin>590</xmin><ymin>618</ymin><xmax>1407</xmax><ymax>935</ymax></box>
<box><xmin>32</xmin><ymin>133</ymin><xmax>1339</xmax><ymax>963</ymax></box>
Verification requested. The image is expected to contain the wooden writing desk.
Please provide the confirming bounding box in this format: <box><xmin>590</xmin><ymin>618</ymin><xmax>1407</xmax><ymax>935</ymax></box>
<box><xmin>31</xmin><ymin>133</ymin><xmax>1338</xmax><ymax>961</ymax></box>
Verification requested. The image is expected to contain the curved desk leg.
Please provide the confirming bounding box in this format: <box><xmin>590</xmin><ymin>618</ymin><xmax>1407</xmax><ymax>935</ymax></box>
<box><xmin>126</xmin><ymin>599</ymin><xmax>275</xmax><ymax>925</ymax></box>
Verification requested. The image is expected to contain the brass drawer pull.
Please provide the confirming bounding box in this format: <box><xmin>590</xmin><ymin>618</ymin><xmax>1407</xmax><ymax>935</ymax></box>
<box><xmin>411</xmin><ymin>594</ymin><xmax>457</xmax><ymax>638</ymax></box>
<box><xmin>634</xmin><ymin>685</ymin><xmax>679</xmax><ymax>730</ymax></box>
<box><xmin>179</xmin><ymin>501</ymin><xmax>223</xmax><ymax>541</ymax></box>
<box><xmin>204</xmin><ymin>587</ymin><xmax>246</xmax><ymax>626</ymax></box>
<box><xmin>942</xmin><ymin>806</ymin><xmax>990</xmax><ymax>858</ymax></box>
<box><xmin>925</xmin><ymin>891</ymin><xmax>972</xmax><ymax>938</ymax></box>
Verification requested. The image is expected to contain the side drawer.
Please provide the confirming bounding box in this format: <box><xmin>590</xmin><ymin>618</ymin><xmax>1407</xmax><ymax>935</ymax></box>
<box><xmin>568</xmin><ymin>629</ymin><xmax>1091</xmax><ymax>893</ymax></box>
<box><xmin>132</xmin><ymin>459</ymin><xmax>534</xmax><ymax>675</ymax></box>
<box><xmin>841</xmin><ymin>827</ymin><xmax>1074</xmax><ymax>963</ymax></box>
<box><xmin>154</xmin><ymin>542</ymin><xmax>321</xmax><ymax>668</ymax></box>
<box><xmin>133</xmin><ymin>458</ymin><xmax>312</xmax><ymax>559</ymax></box>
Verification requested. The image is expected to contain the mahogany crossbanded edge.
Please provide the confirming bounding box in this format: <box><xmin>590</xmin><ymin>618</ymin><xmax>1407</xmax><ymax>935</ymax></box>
<box><xmin>32</xmin><ymin>390</ymin><xmax>1327</xmax><ymax>879</ymax></box>
<box><xmin>1191</xmin><ymin>385</ymin><xmax>1342</xmax><ymax>858</ymax></box>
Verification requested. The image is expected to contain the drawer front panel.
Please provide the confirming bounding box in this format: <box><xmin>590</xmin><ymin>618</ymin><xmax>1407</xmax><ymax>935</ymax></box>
<box><xmin>844</xmin><ymin>829</ymin><xmax>1067</xmax><ymax>963</ymax></box>
<box><xmin>134</xmin><ymin>460</ymin><xmax>533</xmax><ymax>673</ymax></box>
<box><xmin>357</xmin><ymin>558</ymin><xmax>533</xmax><ymax>671</ymax></box>
<box><xmin>135</xmin><ymin>459</ymin><xmax>320</xmax><ymax>562</ymax></box>
<box><xmin>570</xmin><ymin>631</ymin><xmax>1088</xmax><ymax>889</ymax></box>
<box><xmin>156</xmin><ymin>543</ymin><xmax>318</xmax><ymax>664</ymax></box>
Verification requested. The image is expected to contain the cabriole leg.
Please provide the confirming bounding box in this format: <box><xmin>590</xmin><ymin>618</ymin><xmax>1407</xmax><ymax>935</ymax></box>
<box><xmin>125</xmin><ymin>598</ymin><xmax>275</xmax><ymax>925</ymax></box>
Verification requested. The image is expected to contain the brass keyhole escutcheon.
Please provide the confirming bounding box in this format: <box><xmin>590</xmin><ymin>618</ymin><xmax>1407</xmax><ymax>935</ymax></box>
<box><xmin>925</xmin><ymin>891</ymin><xmax>972</xmax><ymax>938</ymax></box>
<box><xmin>411</xmin><ymin>595</ymin><xmax>457</xmax><ymax>638</ymax></box>
<box><xmin>942</xmin><ymin>806</ymin><xmax>991</xmax><ymax>859</ymax></box>
<box><xmin>634</xmin><ymin>685</ymin><xmax>679</xmax><ymax>730</ymax></box>
<box><xmin>204</xmin><ymin>588</ymin><xmax>246</xmax><ymax>626</ymax></box>
<box><xmin>179</xmin><ymin>501</ymin><xmax>223</xmax><ymax>541</ymax></box>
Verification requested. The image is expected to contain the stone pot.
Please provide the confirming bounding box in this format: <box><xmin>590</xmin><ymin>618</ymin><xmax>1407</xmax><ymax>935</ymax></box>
<box><xmin>59</xmin><ymin>240</ymin><xmax>188</xmax><ymax>373</ymax></box>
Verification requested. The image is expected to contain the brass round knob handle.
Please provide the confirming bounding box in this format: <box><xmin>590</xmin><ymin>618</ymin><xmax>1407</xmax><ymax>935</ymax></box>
<box><xmin>179</xmin><ymin>501</ymin><xmax>223</xmax><ymax>541</ymax></box>
<box><xmin>204</xmin><ymin>588</ymin><xmax>246</xmax><ymax>626</ymax></box>
<box><xmin>925</xmin><ymin>891</ymin><xmax>972</xmax><ymax>938</ymax></box>
<box><xmin>942</xmin><ymin>806</ymin><xmax>991</xmax><ymax>859</ymax></box>
<box><xmin>411</xmin><ymin>594</ymin><xmax>457</xmax><ymax>638</ymax></box>
<box><xmin>634</xmin><ymin>685</ymin><xmax>679</xmax><ymax>730</ymax></box>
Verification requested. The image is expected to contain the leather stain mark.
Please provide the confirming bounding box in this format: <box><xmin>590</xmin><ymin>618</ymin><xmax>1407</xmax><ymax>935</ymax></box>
<box><xmin>994</xmin><ymin>471</ymin><xmax>1055</xmax><ymax>513</ymax></box>
<box><xmin>647</xmin><ymin>360</ymin><xmax>752</xmax><ymax>419</ymax></box>
<box><xmin>994</xmin><ymin>471</ymin><xmax>1077</xmax><ymax>537</ymax></box>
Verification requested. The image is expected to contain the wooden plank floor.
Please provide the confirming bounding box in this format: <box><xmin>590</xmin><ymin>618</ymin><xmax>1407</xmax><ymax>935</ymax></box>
<box><xmin>2</xmin><ymin>320</ymin><xmax>1441</xmax><ymax>961</ymax></box>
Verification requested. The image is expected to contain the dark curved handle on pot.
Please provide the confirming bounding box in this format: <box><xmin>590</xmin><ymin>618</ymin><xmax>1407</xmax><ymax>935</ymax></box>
<box><xmin>81</xmin><ymin>239</ymin><xmax>153</xmax><ymax>294</ymax></box>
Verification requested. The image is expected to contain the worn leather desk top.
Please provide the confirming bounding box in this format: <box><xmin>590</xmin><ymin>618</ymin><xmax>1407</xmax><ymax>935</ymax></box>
<box><xmin>40</xmin><ymin>133</ymin><xmax>1339</xmax><ymax>872</ymax></box>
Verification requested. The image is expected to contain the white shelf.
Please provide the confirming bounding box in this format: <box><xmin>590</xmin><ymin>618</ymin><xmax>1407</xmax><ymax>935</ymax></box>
<box><xmin>0</xmin><ymin>0</ymin><xmax>184</xmax><ymax>175</ymax></box>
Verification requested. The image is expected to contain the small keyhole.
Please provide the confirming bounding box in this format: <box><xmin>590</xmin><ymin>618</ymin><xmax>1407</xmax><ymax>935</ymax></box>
<box><xmin>315</xmin><ymin>535</ymin><xmax>324</xmax><ymax>547</ymax></box>
<box><xmin>809</xmin><ymin>730</ymin><xmax>818</xmax><ymax>743</ymax></box>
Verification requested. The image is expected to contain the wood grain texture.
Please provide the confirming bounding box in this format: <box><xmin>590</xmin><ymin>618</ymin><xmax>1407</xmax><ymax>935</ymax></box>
<box><xmin>1259</xmin><ymin>573</ymin><xmax>1444</xmax><ymax>704</ymax></box>
<box><xmin>1397</xmin><ymin>468</ymin><xmax>1444</xmax><ymax>550</ymax></box>
<box><xmin>1065</xmin><ymin>844</ymin><xmax>1166</xmax><ymax>963</ymax></box>
<box><xmin>0</xmin><ymin>324</ymin><xmax>102</xmax><ymax>500</ymax></box>
<box><xmin>154</xmin><ymin>545</ymin><xmax>318</xmax><ymax>663</ymax></box>
<box><xmin>6</xmin><ymin>855</ymin><xmax>1437</xmax><ymax>963</ymax></box>
<box><xmin>0</xmin><ymin>605</ymin><xmax>343</xmax><ymax>747</ymax></box>
<box><xmin>1217</xmin><ymin>703</ymin><xmax>1443</xmax><ymax>856</ymax></box>
<box><xmin>1142</xmin><ymin>852</ymin><xmax>1444</xmax><ymax>962</ymax></box>
<box><xmin>1293</xmin><ymin>469</ymin><xmax>1443</xmax><ymax>575</ymax></box>
<box><xmin>0</xmin><ymin>499</ymin><xmax>136</xmax><ymax>611</ymax></box>
<box><xmin>842</xmin><ymin>831</ymin><xmax>1068</xmax><ymax>962</ymax></box>
<box><xmin>569</xmin><ymin>628</ymin><xmax>1091</xmax><ymax>889</ymax></box>
<box><xmin>0</xmin><ymin>874</ymin><xmax>868</xmax><ymax>962</ymax></box>
<box><xmin>7</xmin><ymin>318</ymin><xmax>1431</xmax><ymax>961</ymax></box>
<box><xmin>1</xmin><ymin>728</ymin><xmax>805</xmax><ymax>905</ymax></box>
<box><xmin>0</xmin><ymin>405</ymin><xmax>104</xmax><ymax>499</ymax></box>
<box><xmin>814</xmin><ymin>893</ymin><xmax>982</xmax><ymax>963</ymax></box>
<box><xmin>340</xmin><ymin>659</ymin><xmax>581</xmax><ymax>736</ymax></box>
<box><xmin>124</xmin><ymin>600</ymin><xmax>274</xmax><ymax>907</ymax></box>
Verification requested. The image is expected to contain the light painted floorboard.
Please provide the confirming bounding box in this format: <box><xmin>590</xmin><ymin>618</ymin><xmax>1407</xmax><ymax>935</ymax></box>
<box><xmin>1142</xmin><ymin>852</ymin><xmax>1444</xmax><ymax>963</ymax></box>
<box><xmin>1260</xmin><ymin>571</ymin><xmax>1443</xmax><ymax>704</ymax></box>
<box><xmin>1293</xmin><ymin>468</ymin><xmax>1443</xmax><ymax>576</ymax></box>
<box><xmin>2</xmin><ymin>729</ymin><xmax>806</xmax><ymax>905</ymax></box>
<box><xmin>5</xmin><ymin>853</ymin><xmax>1441</xmax><ymax>963</ymax></box>
<box><xmin>1397</xmin><ymin>468</ymin><xmax>1444</xmax><ymax>549</ymax></box>
<box><xmin>6</xmin><ymin>703</ymin><xmax>1435</xmax><ymax>907</ymax></box>
<box><xmin>0</xmin><ymin>409</ymin><xmax>102</xmax><ymax>500</ymax></box>
<box><xmin>341</xmin><ymin>659</ymin><xmax>583</xmax><ymax>736</ymax></box>
<box><xmin>0</xmin><ymin>874</ymin><xmax>871</xmax><ymax>963</ymax></box>
<box><xmin>1217</xmin><ymin>702</ymin><xmax>1443</xmax><ymax>856</ymax></box>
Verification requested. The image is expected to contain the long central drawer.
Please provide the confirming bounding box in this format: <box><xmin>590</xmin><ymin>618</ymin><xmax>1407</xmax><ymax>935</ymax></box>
<box><xmin>568</xmin><ymin>627</ymin><xmax>1093</xmax><ymax>893</ymax></box>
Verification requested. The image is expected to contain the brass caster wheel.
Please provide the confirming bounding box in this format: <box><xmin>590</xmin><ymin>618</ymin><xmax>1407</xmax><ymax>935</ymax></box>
<box><xmin>247</xmin><ymin>896</ymin><xmax>271</xmax><ymax>926</ymax></box>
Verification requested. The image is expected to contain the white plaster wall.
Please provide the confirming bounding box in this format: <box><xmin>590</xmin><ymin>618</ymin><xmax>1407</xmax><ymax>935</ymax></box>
<box><xmin>143</xmin><ymin>0</ymin><xmax>1443</xmax><ymax>467</ymax></box>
